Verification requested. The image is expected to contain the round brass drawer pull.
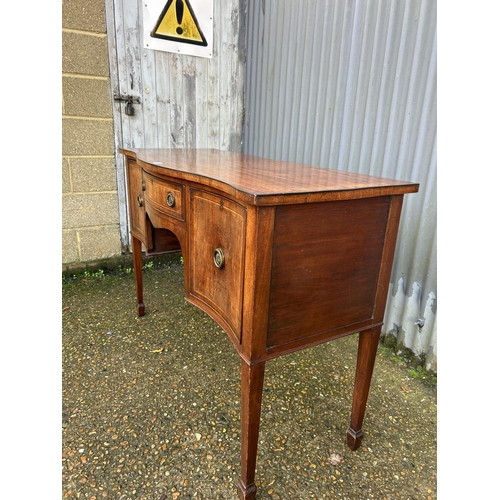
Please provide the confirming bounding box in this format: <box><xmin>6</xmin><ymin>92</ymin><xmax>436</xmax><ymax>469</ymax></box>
<box><xmin>137</xmin><ymin>195</ymin><xmax>143</xmax><ymax>207</ymax></box>
<box><xmin>166</xmin><ymin>192</ymin><xmax>175</xmax><ymax>207</ymax></box>
<box><xmin>213</xmin><ymin>248</ymin><xmax>225</xmax><ymax>269</ymax></box>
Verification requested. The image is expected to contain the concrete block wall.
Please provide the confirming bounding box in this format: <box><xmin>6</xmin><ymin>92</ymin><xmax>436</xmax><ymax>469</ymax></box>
<box><xmin>62</xmin><ymin>0</ymin><xmax>122</xmax><ymax>267</ymax></box>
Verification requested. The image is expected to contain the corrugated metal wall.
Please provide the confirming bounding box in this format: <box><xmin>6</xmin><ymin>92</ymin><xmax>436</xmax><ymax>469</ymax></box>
<box><xmin>243</xmin><ymin>0</ymin><xmax>437</xmax><ymax>370</ymax></box>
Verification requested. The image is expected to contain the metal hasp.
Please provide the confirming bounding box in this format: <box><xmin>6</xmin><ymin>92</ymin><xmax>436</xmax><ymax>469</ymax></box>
<box><xmin>114</xmin><ymin>93</ymin><xmax>141</xmax><ymax>116</ymax></box>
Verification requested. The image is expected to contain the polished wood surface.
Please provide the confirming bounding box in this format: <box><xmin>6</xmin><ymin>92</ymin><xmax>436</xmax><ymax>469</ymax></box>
<box><xmin>267</xmin><ymin>197</ymin><xmax>390</xmax><ymax>348</ymax></box>
<box><xmin>120</xmin><ymin>147</ymin><xmax>419</xmax><ymax>499</ymax></box>
<box><xmin>125</xmin><ymin>148</ymin><xmax>418</xmax><ymax>205</ymax></box>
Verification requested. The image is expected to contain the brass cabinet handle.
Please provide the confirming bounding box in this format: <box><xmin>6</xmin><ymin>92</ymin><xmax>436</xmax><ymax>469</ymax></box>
<box><xmin>166</xmin><ymin>192</ymin><xmax>175</xmax><ymax>207</ymax></box>
<box><xmin>141</xmin><ymin>180</ymin><xmax>146</xmax><ymax>191</ymax></box>
<box><xmin>213</xmin><ymin>248</ymin><xmax>225</xmax><ymax>269</ymax></box>
<box><xmin>137</xmin><ymin>195</ymin><xmax>143</xmax><ymax>207</ymax></box>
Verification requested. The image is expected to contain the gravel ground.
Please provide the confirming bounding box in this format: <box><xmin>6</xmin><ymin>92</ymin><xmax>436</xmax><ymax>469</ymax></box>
<box><xmin>62</xmin><ymin>258</ymin><xmax>437</xmax><ymax>500</ymax></box>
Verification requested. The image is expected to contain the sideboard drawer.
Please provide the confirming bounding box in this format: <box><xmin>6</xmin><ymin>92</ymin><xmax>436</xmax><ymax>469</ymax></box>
<box><xmin>144</xmin><ymin>172</ymin><xmax>185</xmax><ymax>220</ymax></box>
<box><xmin>125</xmin><ymin>159</ymin><xmax>148</xmax><ymax>243</ymax></box>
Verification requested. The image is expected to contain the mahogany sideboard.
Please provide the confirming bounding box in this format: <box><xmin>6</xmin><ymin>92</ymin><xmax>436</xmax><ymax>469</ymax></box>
<box><xmin>120</xmin><ymin>147</ymin><xmax>419</xmax><ymax>499</ymax></box>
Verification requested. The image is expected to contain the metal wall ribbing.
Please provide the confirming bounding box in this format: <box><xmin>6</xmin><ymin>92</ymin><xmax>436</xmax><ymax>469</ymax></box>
<box><xmin>243</xmin><ymin>0</ymin><xmax>437</xmax><ymax>370</ymax></box>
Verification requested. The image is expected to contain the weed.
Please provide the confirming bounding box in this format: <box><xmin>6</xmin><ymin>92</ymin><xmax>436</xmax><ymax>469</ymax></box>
<box><xmin>378</xmin><ymin>343</ymin><xmax>403</xmax><ymax>364</ymax></box>
<box><xmin>409</xmin><ymin>365</ymin><xmax>437</xmax><ymax>387</ymax></box>
<box><xmin>390</xmin><ymin>354</ymin><xmax>405</xmax><ymax>364</ymax></box>
<box><xmin>83</xmin><ymin>269</ymin><xmax>105</xmax><ymax>279</ymax></box>
<box><xmin>379</xmin><ymin>334</ymin><xmax>437</xmax><ymax>388</ymax></box>
<box><xmin>118</xmin><ymin>265</ymin><xmax>133</xmax><ymax>274</ymax></box>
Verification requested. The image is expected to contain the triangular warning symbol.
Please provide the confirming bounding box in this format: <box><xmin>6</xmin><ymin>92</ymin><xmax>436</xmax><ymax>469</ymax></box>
<box><xmin>151</xmin><ymin>0</ymin><xmax>208</xmax><ymax>47</ymax></box>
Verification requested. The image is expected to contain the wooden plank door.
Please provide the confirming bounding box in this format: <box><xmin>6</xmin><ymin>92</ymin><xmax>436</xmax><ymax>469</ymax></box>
<box><xmin>105</xmin><ymin>0</ymin><xmax>246</xmax><ymax>251</ymax></box>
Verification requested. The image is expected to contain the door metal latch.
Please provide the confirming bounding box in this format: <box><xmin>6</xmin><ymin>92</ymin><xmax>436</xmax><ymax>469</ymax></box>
<box><xmin>114</xmin><ymin>93</ymin><xmax>141</xmax><ymax>116</ymax></box>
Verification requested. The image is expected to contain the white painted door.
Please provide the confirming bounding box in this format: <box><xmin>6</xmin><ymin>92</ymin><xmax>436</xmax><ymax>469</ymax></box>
<box><xmin>105</xmin><ymin>0</ymin><xmax>246</xmax><ymax>250</ymax></box>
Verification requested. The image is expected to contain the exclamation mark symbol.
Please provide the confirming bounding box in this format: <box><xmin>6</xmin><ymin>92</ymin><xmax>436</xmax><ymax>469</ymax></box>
<box><xmin>176</xmin><ymin>0</ymin><xmax>184</xmax><ymax>35</ymax></box>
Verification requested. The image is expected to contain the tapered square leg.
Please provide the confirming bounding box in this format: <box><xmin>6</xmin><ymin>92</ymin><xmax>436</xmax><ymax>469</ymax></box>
<box><xmin>131</xmin><ymin>236</ymin><xmax>145</xmax><ymax>317</ymax></box>
<box><xmin>347</xmin><ymin>326</ymin><xmax>381</xmax><ymax>450</ymax></box>
<box><xmin>237</xmin><ymin>360</ymin><xmax>266</xmax><ymax>500</ymax></box>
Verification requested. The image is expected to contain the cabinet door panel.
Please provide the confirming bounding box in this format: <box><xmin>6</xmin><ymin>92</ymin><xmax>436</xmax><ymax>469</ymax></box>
<box><xmin>189</xmin><ymin>189</ymin><xmax>246</xmax><ymax>343</ymax></box>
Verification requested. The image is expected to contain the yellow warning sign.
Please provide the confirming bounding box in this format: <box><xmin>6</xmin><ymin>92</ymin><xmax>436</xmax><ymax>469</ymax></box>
<box><xmin>151</xmin><ymin>0</ymin><xmax>207</xmax><ymax>47</ymax></box>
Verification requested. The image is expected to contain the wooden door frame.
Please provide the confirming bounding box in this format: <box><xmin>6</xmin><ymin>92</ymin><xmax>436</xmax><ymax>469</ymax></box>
<box><xmin>105</xmin><ymin>0</ymin><xmax>131</xmax><ymax>252</ymax></box>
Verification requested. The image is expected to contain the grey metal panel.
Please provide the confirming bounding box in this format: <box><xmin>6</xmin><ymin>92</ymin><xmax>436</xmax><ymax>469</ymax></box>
<box><xmin>244</xmin><ymin>0</ymin><xmax>437</xmax><ymax>370</ymax></box>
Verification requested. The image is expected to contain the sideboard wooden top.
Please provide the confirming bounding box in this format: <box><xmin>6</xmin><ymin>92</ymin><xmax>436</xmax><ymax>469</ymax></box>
<box><xmin>120</xmin><ymin>148</ymin><xmax>419</xmax><ymax>205</ymax></box>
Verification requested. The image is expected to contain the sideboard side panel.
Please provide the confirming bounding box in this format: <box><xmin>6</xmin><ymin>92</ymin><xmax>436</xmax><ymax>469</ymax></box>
<box><xmin>267</xmin><ymin>197</ymin><xmax>390</xmax><ymax>348</ymax></box>
<box><xmin>125</xmin><ymin>158</ymin><xmax>149</xmax><ymax>247</ymax></box>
